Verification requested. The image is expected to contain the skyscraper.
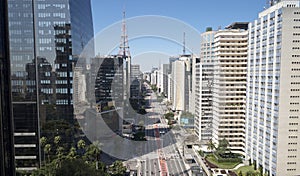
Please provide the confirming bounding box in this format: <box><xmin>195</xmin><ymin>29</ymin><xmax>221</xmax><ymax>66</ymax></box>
<box><xmin>246</xmin><ymin>1</ymin><xmax>300</xmax><ymax>175</ymax></box>
<box><xmin>8</xmin><ymin>0</ymin><xmax>94</xmax><ymax>171</ymax></box>
<box><xmin>0</xmin><ymin>0</ymin><xmax>15</xmax><ymax>175</ymax></box>
<box><xmin>195</xmin><ymin>29</ymin><xmax>215</xmax><ymax>141</ymax></box>
<box><xmin>212</xmin><ymin>24</ymin><xmax>248</xmax><ymax>155</ymax></box>
<box><xmin>170</xmin><ymin>55</ymin><xmax>192</xmax><ymax>112</ymax></box>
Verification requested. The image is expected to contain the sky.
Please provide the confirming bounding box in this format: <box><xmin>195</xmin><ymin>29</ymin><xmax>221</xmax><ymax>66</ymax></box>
<box><xmin>91</xmin><ymin>0</ymin><xmax>267</xmax><ymax>71</ymax></box>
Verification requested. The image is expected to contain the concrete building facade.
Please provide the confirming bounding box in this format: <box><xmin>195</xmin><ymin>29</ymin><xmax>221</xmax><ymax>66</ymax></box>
<box><xmin>246</xmin><ymin>1</ymin><xmax>300</xmax><ymax>175</ymax></box>
<box><xmin>212</xmin><ymin>27</ymin><xmax>248</xmax><ymax>155</ymax></box>
<box><xmin>195</xmin><ymin>30</ymin><xmax>215</xmax><ymax>141</ymax></box>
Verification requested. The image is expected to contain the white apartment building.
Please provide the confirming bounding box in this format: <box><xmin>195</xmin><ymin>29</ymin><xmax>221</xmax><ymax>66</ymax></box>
<box><xmin>170</xmin><ymin>55</ymin><xmax>192</xmax><ymax>111</ymax></box>
<box><xmin>189</xmin><ymin>55</ymin><xmax>198</xmax><ymax>114</ymax></box>
<box><xmin>158</xmin><ymin>64</ymin><xmax>169</xmax><ymax>96</ymax></box>
<box><xmin>150</xmin><ymin>68</ymin><xmax>158</xmax><ymax>85</ymax></box>
<box><xmin>246</xmin><ymin>1</ymin><xmax>300</xmax><ymax>175</ymax></box>
<box><xmin>212</xmin><ymin>25</ymin><xmax>248</xmax><ymax>155</ymax></box>
<box><xmin>195</xmin><ymin>30</ymin><xmax>215</xmax><ymax>141</ymax></box>
<box><xmin>167</xmin><ymin>57</ymin><xmax>179</xmax><ymax>104</ymax></box>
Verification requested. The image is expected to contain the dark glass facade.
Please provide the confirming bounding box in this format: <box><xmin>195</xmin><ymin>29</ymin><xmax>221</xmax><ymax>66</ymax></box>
<box><xmin>94</xmin><ymin>56</ymin><xmax>124</xmax><ymax>110</ymax></box>
<box><xmin>8</xmin><ymin>0</ymin><xmax>94</xmax><ymax>171</ymax></box>
<box><xmin>0</xmin><ymin>0</ymin><xmax>15</xmax><ymax>175</ymax></box>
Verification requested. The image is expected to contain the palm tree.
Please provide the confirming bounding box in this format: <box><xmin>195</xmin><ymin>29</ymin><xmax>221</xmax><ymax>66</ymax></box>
<box><xmin>44</xmin><ymin>144</ymin><xmax>51</xmax><ymax>163</ymax></box>
<box><xmin>40</xmin><ymin>137</ymin><xmax>47</xmax><ymax>166</ymax></box>
<box><xmin>54</xmin><ymin>135</ymin><xmax>61</xmax><ymax>147</ymax></box>
<box><xmin>85</xmin><ymin>141</ymin><xmax>102</xmax><ymax>170</ymax></box>
<box><xmin>207</xmin><ymin>138</ymin><xmax>216</xmax><ymax>153</ymax></box>
<box><xmin>67</xmin><ymin>147</ymin><xmax>77</xmax><ymax>159</ymax></box>
<box><xmin>77</xmin><ymin>139</ymin><xmax>86</xmax><ymax>156</ymax></box>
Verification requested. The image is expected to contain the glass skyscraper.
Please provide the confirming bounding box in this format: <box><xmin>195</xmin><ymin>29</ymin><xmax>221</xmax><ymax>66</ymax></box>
<box><xmin>8</xmin><ymin>0</ymin><xmax>94</xmax><ymax>171</ymax></box>
<box><xmin>0</xmin><ymin>0</ymin><xmax>15</xmax><ymax>175</ymax></box>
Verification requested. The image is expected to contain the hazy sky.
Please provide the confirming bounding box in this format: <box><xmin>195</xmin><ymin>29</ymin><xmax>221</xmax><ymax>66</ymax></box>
<box><xmin>91</xmin><ymin>0</ymin><xmax>266</xmax><ymax>71</ymax></box>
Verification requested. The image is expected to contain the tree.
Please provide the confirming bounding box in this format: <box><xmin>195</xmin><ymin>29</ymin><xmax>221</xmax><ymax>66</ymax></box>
<box><xmin>54</xmin><ymin>135</ymin><xmax>61</xmax><ymax>146</ymax></box>
<box><xmin>217</xmin><ymin>138</ymin><xmax>230</xmax><ymax>155</ymax></box>
<box><xmin>44</xmin><ymin>144</ymin><xmax>51</xmax><ymax>163</ymax></box>
<box><xmin>77</xmin><ymin>139</ymin><xmax>86</xmax><ymax>156</ymax></box>
<box><xmin>108</xmin><ymin>160</ymin><xmax>127</xmax><ymax>176</ymax></box>
<box><xmin>40</xmin><ymin>137</ymin><xmax>47</xmax><ymax>147</ymax></box>
<box><xmin>207</xmin><ymin>139</ymin><xmax>216</xmax><ymax>153</ymax></box>
<box><xmin>246</xmin><ymin>171</ymin><xmax>259</xmax><ymax>176</ymax></box>
<box><xmin>67</xmin><ymin>147</ymin><xmax>77</xmax><ymax>159</ymax></box>
<box><xmin>40</xmin><ymin>137</ymin><xmax>47</xmax><ymax>166</ymax></box>
<box><xmin>84</xmin><ymin>141</ymin><xmax>102</xmax><ymax>170</ymax></box>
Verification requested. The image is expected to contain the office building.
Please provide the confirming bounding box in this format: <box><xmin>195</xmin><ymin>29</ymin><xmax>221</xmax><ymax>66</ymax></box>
<box><xmin>130</xmin><ymin>64</ymin><xmax>141</xmax><ymax>98</ymax></box>
<box><xmin>94</xmin><ymin>55</ymin><xmax>124</xmax><ymax>109</ymax></box>
<box><xmin>150</xmin><ymin>68</ymin><xmax>158</xmax><ymax>85</ymax></box>
<box><xmin>167</xmin><ymin>57</ymin><xmax>179</xmax><ymax>103</ymax></box>
<box><xmin>189</xmin><ymin>55</ymin><xmax>198</xmax><ymax>114</ymax></box>
<box><xmin>212</xmin><ymin>23</ymin><xmax>248</xmax><ymax>155</ymax></box>
<box><xmin>8</xmin><ymin>0</ymin><xmax>94</xmax><ymax>170</ymax></box>
<box><xmin>159</xmin><ymin>64</ymin><xmax>170</xmax><ymax>97</ymax></box>
<box><xmin>0</xmin><ymin>0</ymin><xmax>15</xmax><ymax>175</ymax></box>
<box><xmin>131</xmin><ymin>64</ymin><xmax>141</xmax><ymax>80</ymax></box>
<box><xmin>195</xmin><ymin>29</ymin><xmax>215</xmax><ymax>141</ymax></box>
<box><xmin>170</xmin><ymin>55</ymin><xmax>192</xmax><ymax>112</ymax></box>
<box><xmin>246</xmin><ymin>1</ymin><xmax>300</xmax><ymax>175</ymax></box>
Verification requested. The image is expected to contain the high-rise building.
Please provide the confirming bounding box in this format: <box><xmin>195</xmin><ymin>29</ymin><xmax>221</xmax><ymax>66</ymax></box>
<box><xmin>130</xmin><ymin>64</ymin><xmax>141</xmax><ymax>98</ymax></box>
<box><xmin>212</xmin><ymin>23</ymin><xmax>248</xmax><ymax>155</ymax></box>
<box><xmin>189</xmin><ymin>55</ymin><xmax>198</xmax><ymax>115</ymax></box>
<box><xmin>246</xmin><ymin>1</ymin><xmax>300</xmax><ymax>175</ymax></box>
<box><xmin>159</xmin><ymin>64</ymin><xmax>170</xmax><ymax>97</ymax></box>
<box><xmin>0</xmin><ymin>0</ymin><xmax>15</xmax><ymax>175</ymax></box>
<box><xmin>150</xmin><ymin>68</ymin><xmax>158</xmax><ymax>85</ymax></box>
<box><xmin>167</xmin><ymin>57</ymin><xmax>179</xmax><ymax>103</ymax></box>
<box><xmin>94</xmin><ymin>55</ymin><xmax>124</xmax><ymax>109</ymax></box>
<box><xmin>131</xmin><ymin>64</ymin><xmax>141</xmax><ymax>80</ymax></box>
<box><xmin>8</xmin><ymin>0</ymin><xmax>94</xmax><ymax>171</ymax></box>
<box><xmin>170</xmin><ymin>55</ymin><xmax>192</xmax><ymax>112</ymax></box>
<box><xmin>195</xmin><ymin>29</ymin><xmax>215</xmax><ymax>141</ymax></box>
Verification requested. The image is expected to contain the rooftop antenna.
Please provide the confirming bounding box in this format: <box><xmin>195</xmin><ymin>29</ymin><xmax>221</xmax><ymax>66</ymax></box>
<box><xmin>183</xmin><ymin>32</ymin><xmax>186</xmax><ymax>55</ymax></box>
<box><xmin>119</xmin><ymin>10</ymin><xmax>130</xmax><ymax>58</ymax></box>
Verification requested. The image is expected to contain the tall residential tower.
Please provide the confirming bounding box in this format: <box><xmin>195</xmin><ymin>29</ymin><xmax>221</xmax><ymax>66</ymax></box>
<box><xmin>246</xmin><ymin>1</ymin><xmax>300</xmax><ymax>175</ymax></box>
<box><xmin>212</xmin><ymin>24</ymin><xmax>248</xmax><ymax>155</ymax></box>
<box><xmin>195</xmin><ymin>29</ymin><xmax>215</xmax><ymax>141</ymax></box>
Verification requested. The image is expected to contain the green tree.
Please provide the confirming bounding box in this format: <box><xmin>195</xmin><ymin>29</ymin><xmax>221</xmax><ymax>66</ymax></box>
<box><xmin>67</xmin><ymin>147</ymin><xmax>77</xmax><ymax>159</ymax></box>
<box><xmin>238</xmin><ymin>170</ymin><xmax>243</xmax><ymax>176</ymax></box>
<box><xmin>44</xmin><ymin>144</ymin><xmax>51</xmax><ymax>163</ymax></box>
<box><xmin>246</xmin><ymin>171</ymin><xmax>259</xmax><ymax>176</ymax></box>
<box><xmin>85</xmin><ymin>141</ymin><xmax>102</xmax><ymax>170</ymax></box>
<box><xmin>207</xmin><ymin>139</ymin><xmax>216</xmax><ymax>153</ymax></box>
<box><xmin>55</xmin><ymin>158</ymin><xmax>107</xmax><ymax>176</ymax></box>
<box><xmin>77</xmin><ymin>139</ymin><xmax>86</xmax><ymax>149</ymax></box>
<box><xmin>217</xmin><ymin>138</ymin><xmax>230</xmax><ymax>155</ymax></box>
<box><xmin>108</xmin><ymin>160</ymin><xmax>127</xmax><ymax>176</ymax></box>
<box><xmin>40</xmin><ymin>137</ymin><xmax>47</xmax><ymax>147</ymax></box>
<box><xmin>40</xmin><ymin>137</ymin><xmax>47</xmax><ymax>166</ymax></box>
<box><xmin>54</xmin><ymin>135</ymin><xmax>61</xmax><ymax>147</ymax></box>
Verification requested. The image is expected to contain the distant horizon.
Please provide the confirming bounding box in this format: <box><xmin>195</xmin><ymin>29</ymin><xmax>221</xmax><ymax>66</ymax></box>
<box><xmin>91</xmin><ymin>0</ymin><xmax>266</xmax><ymax>71</ymax></box>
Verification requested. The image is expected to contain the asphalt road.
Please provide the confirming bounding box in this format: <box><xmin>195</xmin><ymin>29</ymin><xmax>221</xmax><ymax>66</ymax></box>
<box><xmin>136</xmin><ymin>87</ymin><xmax>190</xmax><ymax>176</ymax></box>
